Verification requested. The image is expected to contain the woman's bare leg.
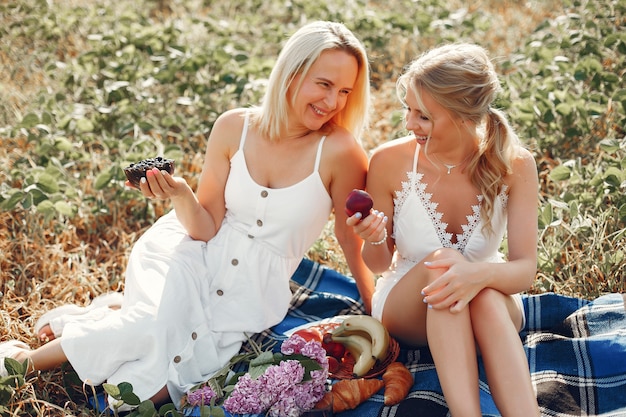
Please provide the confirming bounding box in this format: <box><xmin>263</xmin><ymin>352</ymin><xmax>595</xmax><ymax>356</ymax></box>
<box><xmin>380</xmin><ymin>249</ymin><xmax>482</xmax><ymax>416</ymax></box>
<box><xmin>471</xmin><ymin>289</ymin><xmax>540</xmax><ymax>417</ymax></box>
<box><xmin>427</xmin><ymin>305</ymin><xmax>482</xmax><ymax>417</ymax></box>
<box><xmin>14</xmin><ymin>339</ymin><xmax>172</xmax><ymax>407</ymax></box>
<box><xmin>12</xmin><ymin>338</ymin><xmax>67</xmax><ymax>373</ymax></box>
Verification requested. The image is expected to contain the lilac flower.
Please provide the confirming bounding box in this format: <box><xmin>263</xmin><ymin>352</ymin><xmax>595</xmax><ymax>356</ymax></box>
<box><xmin>262</xmin><ymin>360</ymin><xmax>305</xmax><ymax>392</ymax></box>
<box><xmin>186</xmin><ymin>386</ymin><xmax>217</xmax><ymax>406</ymax></box>
<box><xmin>268</xmin><ymin>385</ymin><xmax>300</xmax><ymax>417</ymax></box>
<box><xmin>194</xmin><ymin>332</ymin><xmax>329</xmax><ymax>417</ymax></box>
<box><xmin>299</xmin><ymin>340</ymin><xmax>327</xmax><ymax>364</ymax></box>
<box><xmin>223</xmin><ymin>373</ymin><xmax>266</xmax><ymax>414</ymax></box>
<box><xmin>281</xmin><ymin>334</ymin><xmax>307</xmax><ymax>355</ymax></box>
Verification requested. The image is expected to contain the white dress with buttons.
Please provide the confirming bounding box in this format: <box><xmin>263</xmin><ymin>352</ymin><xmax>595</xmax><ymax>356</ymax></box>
<box><xmin>60</xmin><ymin>113</ymin><xmax>333</xmax><ymax>406</ymax></box>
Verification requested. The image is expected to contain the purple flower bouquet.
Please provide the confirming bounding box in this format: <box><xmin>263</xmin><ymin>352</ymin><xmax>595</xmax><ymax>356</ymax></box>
<box><xmin>182</xmin><ymin>334</ymin><xmax>329</xmax><ymax>417</ymax></box>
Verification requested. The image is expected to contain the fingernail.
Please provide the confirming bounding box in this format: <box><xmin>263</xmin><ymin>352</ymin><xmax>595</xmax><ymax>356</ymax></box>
<box><xmin>428</xmin><ymin>304</ymin><xmax>433</xmax><ymax>309</ymax></box>
<box><xmin>355</xmin><ymin>212</ymin><xmax>362</xmax><ymax>219</ymax></box>
<box><xmin>383</xmin><ymin>215</ymin><xmax>388</xmax><ymax>222</ymax></box>
<box><xmin>140</xmin><ymin>177</ymin><xmax>147</xmax><ymax>183</ymax></box>
<box><xmin>373</xmin><ymin>210</ymin><xmax>379</xmax><ymax>215</ymax></box>
<box><xmin>424</xmin><ymin>261</ymin><xmax>432</xmax><ymax>266</ymax></box>
<box><xmin>422</xmin><ymin>297</ymin><xmax>428</xmax><ymax>303</ymax></box>
<box><xmin>377</xmin><ymin>211</ymin><xmax>385</xmax><ymax>218</ymax></box>
<box><xmin>161</xmin><ymin>170</ymin><xmax>168</xmax><ymax>175</ymax></box>
<box><xmin>420</xmin><ymin>290</ymin><xmax>426</xmax><ymax>296</ymax></box>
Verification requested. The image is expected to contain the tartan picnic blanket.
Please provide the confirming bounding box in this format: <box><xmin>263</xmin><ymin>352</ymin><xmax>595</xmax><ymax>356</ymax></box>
<box><xmin>249</xmin><ymin>258</ymin><xmax>626</xmax><ymax>417</ymax></box>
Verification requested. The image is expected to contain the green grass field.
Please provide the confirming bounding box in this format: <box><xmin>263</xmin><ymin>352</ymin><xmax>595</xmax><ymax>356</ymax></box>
<box><xmin>1</xmin><ymin>0</ymin><xmax>624</xmax><ymax>415</ymax></box>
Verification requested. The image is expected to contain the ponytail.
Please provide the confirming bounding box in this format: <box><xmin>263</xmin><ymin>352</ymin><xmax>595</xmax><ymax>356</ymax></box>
<box><xmin>469</xmin><ymin>107</ymin><xmax>520</xmax><ymax>235</ymax></box>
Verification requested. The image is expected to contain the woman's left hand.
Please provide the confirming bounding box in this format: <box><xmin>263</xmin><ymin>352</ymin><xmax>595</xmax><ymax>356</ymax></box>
<box><xmin>128</xmin><ymin>168</ymin><xmax>189</xmax><ymax>200</ymax></box>
<box><xmin>422</xmin><ymin>257</ymin><xmax>485</xmax><ymax>313</ymax></box>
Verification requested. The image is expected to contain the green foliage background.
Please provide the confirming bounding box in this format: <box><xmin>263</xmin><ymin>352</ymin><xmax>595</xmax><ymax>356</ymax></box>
<box><xmin>0</xmin><ymin>0</ymin><xmax>625</xmax><ymax>415</ymax></box>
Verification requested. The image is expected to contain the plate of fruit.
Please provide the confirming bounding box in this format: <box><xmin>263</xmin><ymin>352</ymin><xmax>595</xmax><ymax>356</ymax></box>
<box><xmin>287</xmin><ymin>315</ymin><xmax>399</xmax><ymax>379</ymax></box>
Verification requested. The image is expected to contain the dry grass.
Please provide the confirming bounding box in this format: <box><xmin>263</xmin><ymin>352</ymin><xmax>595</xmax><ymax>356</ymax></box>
<box><xmin>0</xmin><ymin>0</ymin><xmax>562</xmax><ymax>414</ymax></box>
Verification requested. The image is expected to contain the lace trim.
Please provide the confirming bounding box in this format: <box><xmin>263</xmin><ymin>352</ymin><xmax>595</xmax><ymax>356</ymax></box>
<box><xmin>393</xmin><ymin>172</ymin><xmax>508</xmax><ymax>253</ymax></box>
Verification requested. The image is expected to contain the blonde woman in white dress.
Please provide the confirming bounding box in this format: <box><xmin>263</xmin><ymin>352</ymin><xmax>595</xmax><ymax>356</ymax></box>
<box><xmin>1</xmin><ymin>20</ymin><xmax>375</xmax><ymax>410</ymax></box>
<box><xmin>348</xmin><ymin>43</ymin><xmax>541</xmax><ymax>416</ymax></box>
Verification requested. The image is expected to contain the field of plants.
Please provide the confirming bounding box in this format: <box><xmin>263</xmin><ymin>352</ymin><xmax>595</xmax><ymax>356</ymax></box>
<box><xmin>1</xmin><ymin>0</ymin><xmax>624</xmax><ymax>415</ymax></box>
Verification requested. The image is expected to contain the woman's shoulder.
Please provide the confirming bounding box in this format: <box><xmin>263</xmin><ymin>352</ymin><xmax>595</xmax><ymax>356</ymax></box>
<box><xmin>213</xmin><ymin>108</ymin><xmax>249</xmax><ymax>128</ymax></box>
<box><xmin>370</xmin><ymin>135</ymin><xmax>415</xmax><ymax>162</ymax></box>
<box><xmin>319</xmin><ymin>125</ymin><xmax>368</xmax><ymax>172</ymax></box>
<box><xmin>209</xmin><ymin>108</ymin><xmax>250</xmax><ymax>141</ymax></box>
<box><xmin>503</xmin><ymin>146</ymin><xmax>538</xmax><ymax>189</ymax></box>
<box><xmin>511</xmin><ymin>146</ymin><xmax>537</xmax><ymax>172</ymax></box>
<box><xmin>321</xmin><ymin>124</ymin><xmax>364</xmax><ymax>154</ymax></box>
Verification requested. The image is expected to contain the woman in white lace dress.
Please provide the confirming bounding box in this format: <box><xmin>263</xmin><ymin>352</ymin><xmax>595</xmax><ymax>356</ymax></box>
<box><xmin>348</xmin><ymin>43</ymin><xmax>541</xmax><ymax>416</ymax></box>
<box><xmin>0</xmin><ymin>21</ymin><xmax>375</xmax><ymax>409</ymax></box>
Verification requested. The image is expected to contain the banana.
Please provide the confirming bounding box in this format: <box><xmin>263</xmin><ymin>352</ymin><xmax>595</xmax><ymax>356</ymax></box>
<box><xmin>332</xmin><ymin>315</ymin><xmax>390</xmax><ymax>361</ymax></box>
<box><xmin>331</xmin><ymin>334</ymin><xmax>377</xmax><ymax>377</ymax></box>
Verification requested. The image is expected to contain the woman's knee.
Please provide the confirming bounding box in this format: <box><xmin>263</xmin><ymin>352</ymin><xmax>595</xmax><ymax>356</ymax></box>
<box><xmin>421</xmin><ymin>248</ymin><xmax>464</xmax><ymax>285</ymax></box>
<box><xmin>469</xmin><ymin>288</ymin><xmax>506</xmax><ymax>320</ymax></box>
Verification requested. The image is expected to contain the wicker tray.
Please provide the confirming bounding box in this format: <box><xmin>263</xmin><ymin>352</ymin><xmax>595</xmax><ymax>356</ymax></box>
<box><xmin>306</xmin><ymin>320</ymin><xmax>400</xmax><ymax>379</ymax></box>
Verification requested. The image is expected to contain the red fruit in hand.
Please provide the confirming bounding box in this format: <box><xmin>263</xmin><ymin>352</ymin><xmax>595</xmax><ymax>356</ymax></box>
<box><xmin>292</xmin><ymin>328</ymin><xmax>323</xmax><ymax>343</ymax></box>
<box><xmin>345</xmin><ymin>189</ymin><xmax>373</xmax><ymax>219</ymax></box>
<box><xmin>322</xmin><ymin>332</ymin><xmax>346</xmax><ymax>359</ymax></box>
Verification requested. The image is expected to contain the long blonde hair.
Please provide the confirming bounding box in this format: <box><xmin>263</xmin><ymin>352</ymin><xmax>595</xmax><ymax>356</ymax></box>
<box><xmin>397</xmin><ymin>43</ymin><xmax>521</xmax><ymax>232</ymax></box>
<box><xmin>251</xmin><ymin>21</ymin><xmax>370</xmax><ymax>142</ymax></box>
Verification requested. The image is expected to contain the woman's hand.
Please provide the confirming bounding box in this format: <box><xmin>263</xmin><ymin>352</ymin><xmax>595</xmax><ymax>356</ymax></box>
<box><xmin>421</xmin><ymin>257</ymin><xmax>486</xmax><ymax>313</ymax></box>
<box><xmin>128</xmin><ymin>168</ymin><xmax>190</xmax><ymax>200</ymax></box>
<box><xmin>346</xmin><ymin>209</ymin><xmax>388</xmax><ymax>245</ymax></box>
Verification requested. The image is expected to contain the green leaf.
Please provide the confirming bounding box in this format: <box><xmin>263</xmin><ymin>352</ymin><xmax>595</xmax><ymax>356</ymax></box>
<box><xmin>136</xmin><ymin>399</ymin><xmax>157</xmax><ymax>413</ymax></box>
<box><xmin>121</xmin><ymin>391</ymin><xmax>141</xmax><ymax>405</ymax></box>
<box><xmin>1</xmin><ymin>191</ymin><xmax>25</xmax><ymax>210</ymax></box>
<box><xmin>538</xmin><ymin>205</ymin><xmax>552</xmax><ymax>230</ymax></box>
<box><xmin>36</xmin><ymin>200</ymin><xmax>56</xmax><ymax>217</ymax></box>
<box><xmin>619</xmin><ymin>204</ymin><xmax>626</xmax><ymax>223</ymax></box>
<box><xmin>247</xmin><ymin>363</ymin><xmax>272</xmax><ymax>380</ymax></box>
<box><xmin>549</xmin><ymin>165</ymin><xmax>571</xmax><ymax>181</ymax></box>
<box><xmin>2</xmin><ymin>358</ymin><xmax>27</xmax><ymax>381</ymax></box>
<box><xmin>54</xmin><ymin>200</ymin><xmax>75</xmax><ymax>217</ymax></box>
<box><xmin>20</xmin><ymin>113</ymin><xmax>40</xmax><ymax>128</ymax></box>
<box><xmin>95</xmin><ymin>170</ymin><xmax>114</xmax><ymax>190</ymax></box>
<box><xmin>103</xmin><ymin>382</ymin><xmax>121</xmax><ymax>398</ymax></box>
<box><xmin>249</xmin><ymin>351</ymin><xmax>275</xmax><ymax>367</ymax></box>
<box><xmin>75</xmin><ymin>118</ymin><xmax>95</xmax><ymax>133</ymax></box>
<box><xmin>555</xmin><ymin>102</ymin><xmax>572</xmax><ymax>116</ymax></box>
<box><xmin>118</xmin><ymin>381</ymin><xmax>135</xmax><ymax>395</ymax></box>
<box><xmin>54</xmin><ymin>136</ymin><xmax>74</xmax><ymax>152</ymax></box>
<box><xmin>37</xmin><ymin>173</ymin><xmax>59</xmax><ymax>193</ymax></box>
<box><xmin>157</xmin><ymin>403</ymin><xmax>179</xmax><ymax>416</ymax></box>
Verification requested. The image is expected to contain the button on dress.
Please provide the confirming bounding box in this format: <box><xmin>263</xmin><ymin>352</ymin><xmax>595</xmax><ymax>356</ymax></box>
<box><xmin>60</xmin><ymin>113</ymin><xmax>333</xmax><ymax>406</ymax></box>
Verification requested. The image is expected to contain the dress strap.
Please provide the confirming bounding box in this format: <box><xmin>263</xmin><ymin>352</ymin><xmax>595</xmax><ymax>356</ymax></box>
<box><xmin>238</xmin><ymin>111</ymin><xmax>250</xmax><ymax>151</ymax></box>
<box><xmin>412</xmin><ymin>141</ymin><xmax>420</xmax><ymax>173</ymax></box>
<box><xmin>313</xmin><ymin>136</ymin><xmax>326</xmax><ymax>173</ymax></box>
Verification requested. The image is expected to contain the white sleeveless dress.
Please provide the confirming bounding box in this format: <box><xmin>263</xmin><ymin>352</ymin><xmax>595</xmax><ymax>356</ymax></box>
<box><xmin>371</xmin><ymin>140</ymin><xmax>516</xmax><ymax>321</ymax></box>
<box><xmin>61</xmin><ymin>113</ymin><xmax>333</xmax><ymax>406</ymax></box>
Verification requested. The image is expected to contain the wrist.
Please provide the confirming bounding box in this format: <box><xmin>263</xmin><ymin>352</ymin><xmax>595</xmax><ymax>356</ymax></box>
<box><xmin>370</xmin><ymin>228</ymin><xmax>387</xmax><ymax>246</ymax></box>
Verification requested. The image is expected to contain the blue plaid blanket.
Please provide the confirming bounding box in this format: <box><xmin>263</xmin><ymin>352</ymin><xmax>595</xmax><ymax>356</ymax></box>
<box><xmin>249</xmin><ymin>259</ymin><xmax>626</xmax><ymax>417</ymax></box>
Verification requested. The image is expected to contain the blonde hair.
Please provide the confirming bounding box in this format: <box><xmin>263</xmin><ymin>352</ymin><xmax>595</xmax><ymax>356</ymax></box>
<box><xmin>397</xmin><ymin>43</ymin><xmax>521</xmax><ymax>232</ymax></box>
<box><xmin>251</xmin><ymin>21</ymin><xmax>370</xmax><ymax>142</ymax></box>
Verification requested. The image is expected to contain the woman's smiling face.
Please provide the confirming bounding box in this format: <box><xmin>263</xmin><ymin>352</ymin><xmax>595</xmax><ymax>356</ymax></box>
<box><xmin>404</xmin><ymin>86</ymin><xmax>462</xmax><ymax>148</ymax></box>
<box><xmin>288</xmin><ymin>49</ymin><xmax>358</xmax><ymax>132</ymax></box>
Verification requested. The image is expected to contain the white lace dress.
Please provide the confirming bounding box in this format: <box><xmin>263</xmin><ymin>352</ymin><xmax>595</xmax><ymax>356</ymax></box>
<box><xmin>371</xmin><ymin>140</ymin><xmax>509</xmax><ymax>320</ymax></box>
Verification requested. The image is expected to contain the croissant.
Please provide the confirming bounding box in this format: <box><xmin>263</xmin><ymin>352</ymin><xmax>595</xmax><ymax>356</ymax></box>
<box><xmin>315</xmin><ymin>378</ymin><xmax>384</xmax><ymax>413</ymax></box>
<box><xmin>382</xmin><ymin>361</ymin><xmax>414</xmax><ymax>406</ymax></box>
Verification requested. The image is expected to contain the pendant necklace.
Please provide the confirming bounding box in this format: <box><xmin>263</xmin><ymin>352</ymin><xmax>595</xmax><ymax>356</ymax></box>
<box><xmin>435</xmin><ymin>152</ymin><xmax>472</xmax><ymax>175</ymax></box>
